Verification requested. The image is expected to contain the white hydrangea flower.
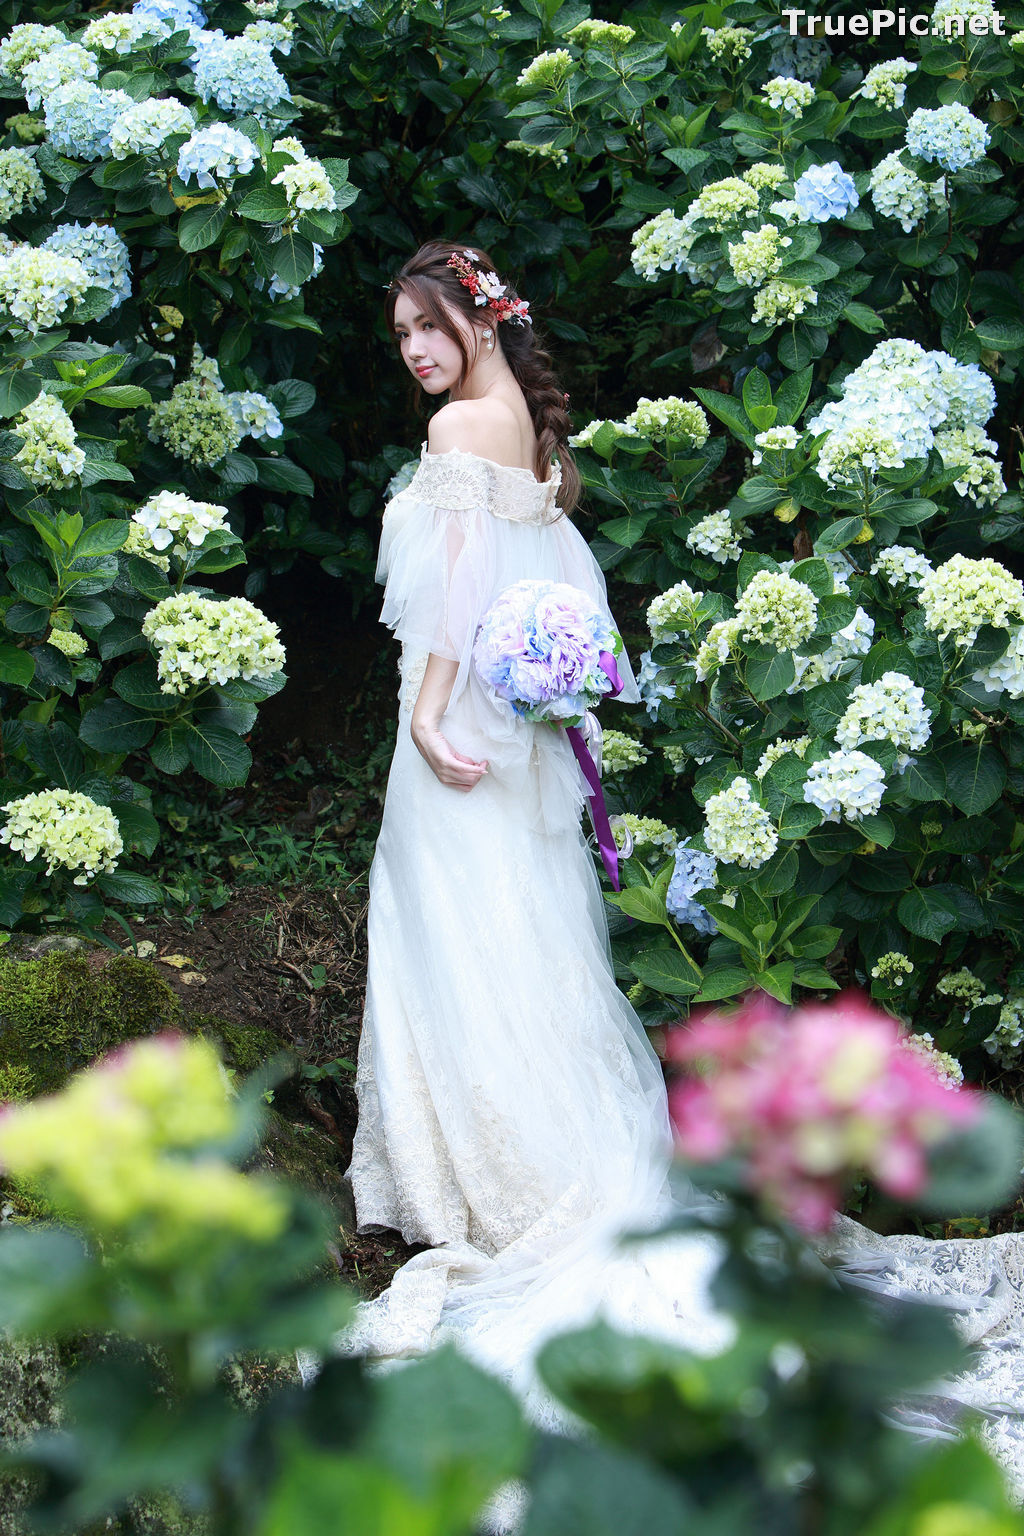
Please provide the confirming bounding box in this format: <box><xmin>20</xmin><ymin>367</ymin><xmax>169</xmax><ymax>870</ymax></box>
<box><xmin>752</xmin><ymin>424</ymin><xmax>800</xmax><ymax>465</ymax></box>
<box><xmin>694</xmin><ymin>617</ymin><xmax>743</xmax><ymax>682</ymax></box>
<box><xmin>132</xmin><ymin>490</ymin><xmax>230</xmax><ymax>557</ymax></box>
<box><xmin>0</xmin><ymin>787</ymin><xmax>123</xmax><ymax>885</ymax></box>
<box><xmin>735</xmin><ymin>569</ymin><xmax>818</xmax><ymax>651</ymax></box>
<box><xmin>49</xmin><ymin>626</ymin><xmax>90</xmax><ymax>658</ymax></box>
<box><xmin>243</xmin><ymin>17</ymin><xmax>293</xmax><ymax>51</ymax></box>
<box><xmin>934</xmin><ymin>425</ymin><xmax>1006</xmax><ymax>505</ymax></box>
<box><xmin>762</xmin><ymin>75</ymin><xmax>815</xmax><ymax>116</ymax></box>
<box><xmin>177</xmin><ymin>123</ymin><xmax>260</xmax><ymax>188</ymax></box>
<box><xmin>109</xmin><ymin>97</ymin><xmax>194</xmax><ymax>159</ymax></box>
<box><xmin>751</xmin><ymin>279</ymin><xmax>817</xmax><ymax>326</ymax></box>
<box><xmin>704</xmin><ymin>775</ymin><xmax>779</xmax><ymax>868</ymax></box>
<box><xmin>727</xmin><ymin>223</ymin><xmax>790</xmax><ymax>287</ymax></box>
<box><xmin>786</xmin><ymin>606</ymin><xmax>875</xmax><ymax>694</ymax></box>
<box><xmin>599</xmin><ymin>729</ymin><xmax>650</xmax><ymax>772</ymax></box>
<box><xmin>82</xmin><ymin>10</ymin><xmax>168</xmax><ymax>52</ymax></box>
<box><xmin>872</xmin><ymin>952</ymin><xmax>915</xmax><ymax>986</ymax></box>
<box><xmin>566</xmin><ymin>18</ymin><xmax>635</xmax><ymax>48</ymax></box>
<box><xmin>701</xmin><ymin>24</ymin><xmax>752</xmax><ymax>62</ymax></box>
<box><xmin>919</xmin><ymin>554</ymin><xmax>1024</xmax><ymax>646</ymax></box>
<box><xmin>616</xmin><ymin>812</ymin><xmax>677</xmax><ymax>852</ymax></box>
<box><xmin>870</xmin><ymin>544</ymin><xmax>934</xmax><ymax>589</ymax></box>
<box><xmin>869</xmin><ymin>151</ymin><xmax>946</xmax><ymax>232</ymax></box>
<box><xmin>937</xmin><ymin>967</ymin><xmax>989</xmax><ymax>1004</ymax></box>
<box><xmin>0</xmin><ymin>245</ymin><xmax>91</xmax><ymax>333</ymax></box>
<box><xmin>271</xmin><ymin>153</ymin><xmax>337</xmax><ymax>213</ymax></box>
<box><xmin>505</xmin><ymin>139</ymin><xmax>569</xmax><ymax>166</ymax></box>
<box><xmin>900</xmin><ymin>1030</ymin><xmax>964</xmax><ymax>1089</ymax></box>
<box><xmin>647</xmin><ymin>578</ymin><xmax>702</xmax><ymax>643</ymax></box>
<box><xmin>223</xmin><ymin>390</ymin><xmax>283</xmax><ymax>440</ymax></box>
<box><xmin>686</xmin><ymin>509</ymin><xmax>750</xmax><ymax>563</ymax></box>
<box><xmin>0</xmin><ymin>147</ymin><xmax>45</xmax><ymax>221</ymax></box>
<box><xmin>835</xmin><ymin>671</ymin><xmax>932</xmax><ymax>757</ymax></box>
<box><xmin>567</xmin><ymin>417</ymin><xmax>638</xmax><ymax>448</ymax></box>
<box><xmin>121</xmin><ymin>519</ymin><xmax>171</xmax><ymax>572</ymax></box>
<box><xmin>972</xmin><ymin>625</ymin><xmax>1024</xmax><ymax>699</ymax></box>
<box><xmin>516</xmin><ymin>47</ymin><xmax>574</xmax><ymax>90</ymax></box>
<box><xmin>631</xmin><ymin>181</ymin><xmax>760</xmax><ymax>286</ymax></box>
<box><xmin>743</xmin><ymin>162</ymin><xmax>788</xmax><ymax>190</ymax></box>
<box><xmin>803</xmin><ymin>749</ymin><xmax>886</xmax><ymax>822</ymax></box>
<box><xmin>624</xmin><ymin>396</ymin><xmax>709</xmax><ymax>444</ymax></box>
<box><xmin>0</xmin><ymin>23</ymin><xmax>66</xmax><ymax>81</ymax></box>
<box><xmin>21</xmin><ymin>42</ymin><xmax>98</xmax><ymax>109</ymax></box>
<box><xmin>815</xmin><ymin>421</ymin><xmax>906</xmax><ymax>487</ymax></box>
<box><xmin>755</xmin><ymin>735</ymin><xmax>810</xmax><ymax>778</ymax></box>
<box><xmin>11</xmin><ymin>392</ymin><xmax>85</xmax><ymax>487</ymax></box>
<box><xmin>141</xmin><ymin>592</ymin><xmax>286</xmax><ymax>695</ymax></box>
<box><xmin>983</xmin><ymin>994</ymin><xmax>1024</xmax><ymax>1069</ymax></box>
<box><xmin>858</xmin><ymin>57</ymin><xmax>916</xmax><ymax>110</ymax></box>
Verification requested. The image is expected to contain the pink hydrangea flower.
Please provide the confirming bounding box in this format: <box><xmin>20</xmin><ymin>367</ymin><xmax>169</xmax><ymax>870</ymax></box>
<box><xmin>665</xmin><ymin>991</ymin><xmax>981</xmax><ymax>1233</ymax></box>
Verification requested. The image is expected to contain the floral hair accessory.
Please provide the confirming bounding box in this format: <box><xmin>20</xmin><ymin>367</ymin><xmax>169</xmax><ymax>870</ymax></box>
<box><xmin>446</xmin><ymin>248</ymin><xmax>532</xmax><ymax>325</ymax></box>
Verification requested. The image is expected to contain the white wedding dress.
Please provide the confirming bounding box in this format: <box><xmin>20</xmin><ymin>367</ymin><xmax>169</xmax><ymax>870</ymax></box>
<box><xmin>337</xmin><ymin>442</ymin><xmax>1024</xmax><ymax>1521</ymax></box>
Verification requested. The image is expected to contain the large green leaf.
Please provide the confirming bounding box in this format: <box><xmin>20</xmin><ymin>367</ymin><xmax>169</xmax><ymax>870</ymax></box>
<box><xmin>74</xmin><ymin>519</ymin><xmax>130</xmax><ymax>558</ymax></box>
<box><xmin>746</xmin><ymin>648</ymin><xmax>796</xmax><ymax>702</ymax></box>
<box><xmin>629</xmin><ymin>947</ymin><xmax>701</xmax><ymax>996</ymax></box>
<box><xmin>0</xmin><ymin>643</ymin><xmax>34</xmax><ymax>686</ymax></box>
<box><xmin>0</xmin><ymin>370</ymin><xmax>42</xmax><ymax>417</ymax></box>
<box><xmin>111</xmin><ymin>659</ymin><xmax>177</xmax><ymax>713</ymax></box>
<box><xmin>178</xmin><ymin>203</ymin><xmax>230</xmax><ymax>252</ymax></box>
<box><xmin>692</xmin><ymin>965</ymin><xmax>751</xmax><ymax>1002</ymax></box>
<box><xmin>898</xmin><ymin>887</ymin><xmax>960</xmax><ymax>942</ymax></box>
<box><xmin>608</xmin><ymin>885</ymin><xmax>669</xmax><ymax>926</ymax></box>
<box><xmin>938</xmin><ymin>740</ymin><xmax>1006</xmax><ymax>816</ymax></box>
<box><xmin>186</xmin><ymin>722</ymin><xmax>252</xmax><ymax>786</ymax></box>
<box><xmin>78</xmin><ymin>698</ymin><xmax>156</xmax><ymax>753</ymax></box>
<box><xmin>95</xmin><ymin>870</ymin><xmax>164</xmax><ymax>906</ymax></box>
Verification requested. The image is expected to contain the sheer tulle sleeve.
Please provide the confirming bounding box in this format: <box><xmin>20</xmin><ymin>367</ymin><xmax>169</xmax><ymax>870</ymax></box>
<box><xmin>375</xmin><ymin>447</ymin><xmax>640</xmax><ymax>835</ymax></box>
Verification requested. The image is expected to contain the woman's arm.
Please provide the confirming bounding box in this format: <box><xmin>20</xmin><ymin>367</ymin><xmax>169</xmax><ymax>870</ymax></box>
<box><xmin>410</xmin><ymin>653</ymin><xmax>489</xmax><ymax>792</ymax></box>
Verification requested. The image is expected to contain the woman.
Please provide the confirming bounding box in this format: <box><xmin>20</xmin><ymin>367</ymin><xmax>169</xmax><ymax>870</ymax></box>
<box><xmin>342</xmin><ymin>238</ymin><xmax>731</xmax><ymax>1381</ymax></box>
<box><xmin>340</xmin><ymin>240</ymin><xmax>1024</xmax><ymax>1508</ymax></box>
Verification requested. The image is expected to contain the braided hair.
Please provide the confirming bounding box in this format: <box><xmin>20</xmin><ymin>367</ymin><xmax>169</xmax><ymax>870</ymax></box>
<box><xmin>384</xmin><ymin>239</ymin><xmax>579</xmax><ymax>519</ymax></box>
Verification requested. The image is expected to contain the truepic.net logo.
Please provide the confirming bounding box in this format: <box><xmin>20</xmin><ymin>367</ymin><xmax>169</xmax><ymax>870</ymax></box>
<box><xmin>781</xmin><ymin>7</ymin><xmax>1007</xmax><ymax>34</ymax></box>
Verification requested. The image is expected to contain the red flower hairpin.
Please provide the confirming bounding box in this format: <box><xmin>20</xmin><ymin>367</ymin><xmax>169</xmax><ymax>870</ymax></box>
<box><xmin>446</xmin><ymin>249</ymin><xmax>532</xmax><ymax>326</ymax></box>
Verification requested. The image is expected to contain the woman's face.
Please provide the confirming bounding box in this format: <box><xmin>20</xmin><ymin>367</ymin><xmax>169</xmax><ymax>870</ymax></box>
<box><xmin>392</xmin><ymin>289</ymin><xmax>479</xmax><ymax>394</ymax></box>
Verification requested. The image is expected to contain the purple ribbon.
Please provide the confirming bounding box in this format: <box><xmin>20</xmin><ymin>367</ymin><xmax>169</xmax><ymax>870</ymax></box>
<box><xmin>565</xmin><ymin>649</ymin><xmax>623</xmax><ymax>891</ymax></box>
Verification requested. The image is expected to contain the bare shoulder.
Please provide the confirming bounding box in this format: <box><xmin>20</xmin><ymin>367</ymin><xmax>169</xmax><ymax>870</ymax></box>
<box><xmin>426</xmin><ymin>397</ymin><xmax>520</xmax><ymax>460</ymax></box>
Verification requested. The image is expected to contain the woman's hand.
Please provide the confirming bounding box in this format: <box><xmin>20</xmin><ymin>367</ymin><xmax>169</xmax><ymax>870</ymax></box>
<box><xmin>411</xmin><ymin>719</ymin><xmax>489</xmax><ymax>791</ymax></box>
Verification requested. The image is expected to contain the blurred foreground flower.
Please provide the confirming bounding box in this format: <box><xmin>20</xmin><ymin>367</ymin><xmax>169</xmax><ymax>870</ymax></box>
<box><xmin>666</xmin><ymin>992</ymin><xmax>981</xmax><ymax>1233</ymax></box>
<box><xmin>0</xmin><ymin>1033</ymin><xmax>288</xmax><ymax>1261</ymax></box>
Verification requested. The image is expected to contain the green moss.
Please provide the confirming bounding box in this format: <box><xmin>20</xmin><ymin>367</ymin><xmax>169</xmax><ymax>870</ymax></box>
<box><xmin>0</xmin><ymin>952</ymin><xmax>184</xmax><ymax>1096</ymax></box>
<box><xmin>0</xmin><ymin>953</ymin><xmax>287</xmax><ymax>1100</ymax></box>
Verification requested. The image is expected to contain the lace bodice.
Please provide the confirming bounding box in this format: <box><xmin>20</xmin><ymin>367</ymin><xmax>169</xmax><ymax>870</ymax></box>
<box><xmin>386</xmin><ymin>444</ymin><xmax>563</xmax><ymax>526</ymax></box>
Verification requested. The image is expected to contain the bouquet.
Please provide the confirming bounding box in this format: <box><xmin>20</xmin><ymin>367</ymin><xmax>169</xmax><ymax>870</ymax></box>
<box><xmin>472</xmin><ymin>579</ymin><xmax>628</xmax><ymax>889</ymax></box>
<box><xmin>471</xmin><ymin>578</ymin><xmax>625</xmax><ymax>729</ymax></box>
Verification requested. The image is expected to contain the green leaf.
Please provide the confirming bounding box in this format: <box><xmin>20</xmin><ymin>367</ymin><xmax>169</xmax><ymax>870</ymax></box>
<box><xmin>843</xmin><ymin>302</ymin><xmax>887</xmax><ymax>334</ymax></box>
<box><xmin>111</xmin><ymin>659</ymin><xmax>177</xmax><ymax>713</ymax></box>
<box><xmin>629</xmin><ymin>947</ymin><xmax>702</xmax><ymax>996</ymax></box>
<box><xmin>746</xmin><ymin>649</ymin><xmax>796</xmax><ymax>702</ymax></box>
<box><xmin>861</xmin><ymin>640</ymin><xmax>917</xmax><ymax>685</ymax></box>
<box><xmin>237</xmin><ymin>186</ymin><xmax>291</xmax><ymax>223</ymax></box>
<box><xmin>608</xmin><ymin>886</ymin><xmax>669</xmax><ymax>926</ymax></box>
<box><xmin>8</xmin><ymin>561</ymin><xmax>54</xmax><ymax>606</ymax></box>
<box><xmin>691</xmin><ymin>386</ymin><xmax>750</xmax><ymax>441</ymax></box>
<box><xmin>755</xmin><ymin>961</ymin><xmax>795</xmax><ymax>1004</ymax></box>
<box><xmin>0</xmin><ymin>643</ymin><xmax>34</xmax><ymax>686</ymax></box>
<box><xmin>95</xmin><ymin>870</ymin><xmax>164</xmax><ymax>906</ymax></box>
<box><xmin>789</xmin><ymin>558</ymin><xmax>833</xmax><ymax>599</ymax></box>
<box><xmin>0</xmin><ymin>370</ymin><xmax>42</xmax><ymax>417</ymax></box>
<box><xmin>599</xmin><ymin>509</ymin><xmax>657</xmax><ymax>548</ymax></box>
<box><xmin>803</xmin><ymin>682</ymin><xmax>849</xmax><ymax>736</ymax></box>
<box><xmin>178</xmin><ymin>202</ymin><xmax>229</xmax><ymax>252</ymax></box>
<box><xmin>973</xmin><ymin>317</ymin><xmax>1024</xmax><ymax>352</ymax></box>
<box><xmin>74</xmin><ymin>519</ymin><xmax>130</xmax><ymax>558</ymax></box>
<box><xmin>521</xmin><ymin>1438</ymin><xmax>694</xmax><ymax>1536</ymax></box>
<box><xmin>858</xmin><ymin>812</ymin><xmax>895</xmax><ymax>847</ymax></box>
<box><xmin>938</xmin><ymin>740</ymin><xmax>1006</xmax><ymax>816</ymax></box>
<box><xmin>899</xmin><ymin>754</ymin><xmax>947</xmax><ymax>803</ymax></box>
<box><xmin>110</xmin><ymin>801</ymin><xmax>160</xmax><ymax>858</ymax></box>
<box><xmin>898</xmin><ymin>887</ymin><xmax>960</xmax><ymax>942</ymax></box>
<box><xmin>692</xmin><ymin>965</ymin><xmax>751</xmax><ymax>1002</ymax></box>
<box><xmin>254</xmin><ymin>457</ymin><xmax>315</xmax><ymax>496</ymax></box>
<box><xmin>266</xmin><ymin>379</ymin><xmax>316</xmax><ymax>419</ymax></box>
<box><xmin>186</xmin><ymin>722</ymin><xmax>252</xmax><ymax>787</ymax></box>
<box><xmin>813</xmin><ymin>517</ymin><xmax>867</xmax><ymax>554</ymax></box>
<box><xmin>78</xmin><ymin>698</ymin><xmax>156</xmax><ymax>753</ymax></box>
<box><xmin>149</xmin><ymin>723</ymin><xmax>190</xmax><ymax>774</ymax></box>
<box><xmin>778</xmin><ymin>802</ymin><xmax>824</xmax><ymax>839</ymax></box>
<box><xmin>741</xmin><ymin>368</ymin><xmax>773</xmax><ymax>419</ymax></box>
<box><xmin>87</xmin><ymin>384</ymin><xmax>152</xmax><ymax>408</ymax></box>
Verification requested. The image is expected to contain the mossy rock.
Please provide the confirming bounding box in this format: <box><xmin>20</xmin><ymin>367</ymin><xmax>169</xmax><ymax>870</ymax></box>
<box><xmin>0</xmin><ymin>952</ymin><xmax>287</xmax><ymax>1099</ymax></box>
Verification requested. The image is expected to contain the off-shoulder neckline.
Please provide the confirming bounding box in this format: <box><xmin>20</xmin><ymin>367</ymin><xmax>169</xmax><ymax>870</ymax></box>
<box><xmin>418</xmin><ymin>441</ymin><xmax>560</xmax><ymax>489</ymax></box>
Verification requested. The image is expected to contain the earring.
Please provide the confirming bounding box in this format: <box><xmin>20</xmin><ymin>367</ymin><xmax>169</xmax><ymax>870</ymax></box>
<box><xmin>483</xmin><ymin>327</ymin><xmax>494</xmax><ymax>351</ymax></box>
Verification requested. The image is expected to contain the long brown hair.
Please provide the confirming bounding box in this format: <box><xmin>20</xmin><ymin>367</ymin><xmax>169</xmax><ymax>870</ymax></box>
<box><xmin>384</xmin><ymin>239</ymin><xmax>579</xmax><ymax>519</ymax></box>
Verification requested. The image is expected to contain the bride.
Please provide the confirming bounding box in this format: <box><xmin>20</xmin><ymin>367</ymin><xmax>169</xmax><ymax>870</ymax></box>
<box><xmin>340</xmin><ymin>238</ymin><xmax>1024</xmax><ymax>1498</ymax></box>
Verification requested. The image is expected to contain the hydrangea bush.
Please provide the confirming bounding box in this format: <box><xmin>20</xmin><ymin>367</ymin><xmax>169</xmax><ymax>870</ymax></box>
<box><xmin>0</xmin><ymin>0</ymin><xmax>360</xmax><ymax>932</ymax></box>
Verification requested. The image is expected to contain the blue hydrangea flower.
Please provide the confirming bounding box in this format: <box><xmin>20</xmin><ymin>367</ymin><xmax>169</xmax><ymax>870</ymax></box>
<box><xmin>905</xmin><ymin>103</ymin><xmax>989</xmax><ymax>173</ymax></box>
<box><xmin>793</xmin><ymin>161</ymin><xmax>859</xmax><ymax>223</ymax></box>
<box><xmin>132</xmin><ymin>0</ymin><xmax>207</xmax><ymax>33</ymax></box>
<box><xmin>252</xmin><ymin>241</ymin><xmax>323</xmax><ymax>300</ymax></box>
<box><xmin>44</xmin><ymin>81</ymin><xmax>133</xmax><ymax>160</ymax></box>
<box><xmin>190</xmin><ymin>34</ymin><xmax>290</xmax><ymax>113</ymax></box>
<box><xmin>636</xmin><ymin>649</ymin><xmax>675</xmax><ymax>722</ymax></box>
<box><xmin>177</xmin><ymin>123</ymin><xmax>259</xmax><ymax>189</ymax></box>
<box><xmin>41</xmin><ymin>221</ymin><xmax>132</xmax><ymax>307</ymax></box>
<box><xmin>666</xmin><ymin>840</ymin><xmax>718</xmax><ymax>935</ymax></box>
